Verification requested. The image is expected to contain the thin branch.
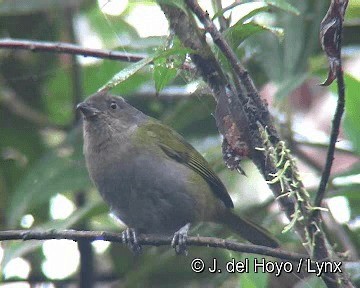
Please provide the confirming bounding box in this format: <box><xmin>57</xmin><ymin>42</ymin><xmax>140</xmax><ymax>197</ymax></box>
<box><xmin>314</xmin><ymin>67</ymin><xmax>345</xmax><ymax>209</ymax></box>
<box><xmin>0</xmin><ymin>38</ymin><xmax>145</xmax><ymax>62</ymax></box>
<box><xmin>186</xmin><ymin>1</ymin><xmax>246</xmax><ymax>76</ymax></box>
<box><xmin>177</xmin><ymin>1</ymin><xmax>353</xmax><ymax>287</ymax></box>
<box><xmin>183</xmin><ymin>0</ymin><xmax>299</xmax><ymax>235</ymax></box>
<box><xmin>0</xmin><ymin>38</ymin><xmax>195</xmax><ymax>72</ymax></box>
<box><xmin>0</xmin><ymin>229</ymin><xmax>306</xmax><ymax>262</ymax></box>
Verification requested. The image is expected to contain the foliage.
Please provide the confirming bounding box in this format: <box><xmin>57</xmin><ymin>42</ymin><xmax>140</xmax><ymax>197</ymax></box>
<box><xmin>0</xmin><ymin>0</ymin><xmax>359</xmax><ymax>287</ymax></box>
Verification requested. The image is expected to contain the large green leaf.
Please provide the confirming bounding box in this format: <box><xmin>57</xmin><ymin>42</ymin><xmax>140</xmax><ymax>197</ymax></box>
<box><xmin>343</xmin><ymin>74</ymin><xmax>360</xmax><ymax>155</ymax></box>
<box><xmin>153</xmin><ymin>45</ymin><xmax>186</xmax><ymax>93</ymax></box>
<box><xmin>248</xmin><ymin>1</ymin><xmax>327</xmax><ymax>82</ymax></box>
<box><xmin>6</xmin><ymin>127</ymin><xmax>92</xmax><ymax>227</ymax></box>
<box><xmin>213</xmin><ymin>2</ymin><xmax>269</xmax><ymax>22</ymax></box>
<box><xmin>265</xmin><ymin>0</ymin><xmax>300</xmax><ymax>15</ymax></box>
<box><xmin>82</xmin><ymin>60</ymin><xmax>150</xmax><ymax>97</ymax></box>
<box><xmin>225</xmin><ymin>22</ymin><xmax>284</xmax><ymax>49</ymax></box>
<box><xmin>86</xmin><ymin>6</ymin><xmax>139</xmax><ymax>47</ymax></box>
<box><xmin>100</xmin><ymin>47</ymin><xmax>192</xmax><ymax>91</ymax></box>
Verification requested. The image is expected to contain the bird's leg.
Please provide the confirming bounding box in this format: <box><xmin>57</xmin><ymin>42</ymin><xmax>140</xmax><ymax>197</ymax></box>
<box><xmin>171</xmin><ymin>223</ymin><xmax>191</xmax><ymax>255</ymax></box>
<box><xmin>122</xmin><ymin>228</ymin><xmax>142</xmax><ymax>254</ymax></box>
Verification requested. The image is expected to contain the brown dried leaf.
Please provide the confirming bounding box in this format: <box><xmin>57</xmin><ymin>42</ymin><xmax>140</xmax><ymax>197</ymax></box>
<box><xmin>320</xmin><ymin>0</ymin><xmax>349</xmax><ymax>86</ymax></box>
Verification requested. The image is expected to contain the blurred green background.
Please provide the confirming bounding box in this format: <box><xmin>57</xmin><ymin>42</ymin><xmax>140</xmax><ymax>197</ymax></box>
<box><xmin>0</xmin><ymin>0</ymin><xmax>359</xmax><ymax>287</ymax></box>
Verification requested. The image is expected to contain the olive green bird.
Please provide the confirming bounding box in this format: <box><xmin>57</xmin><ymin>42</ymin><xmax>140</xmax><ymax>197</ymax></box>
<box><xmin>77</xmin><ymin>91</ymin><xmax>278</xmax><ymax>253</ymax></box>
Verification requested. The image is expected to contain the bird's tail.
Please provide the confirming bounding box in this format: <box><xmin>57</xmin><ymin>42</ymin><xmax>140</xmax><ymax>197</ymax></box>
<box><xmin>220</xmin><ymin>210</ymin><xmax>279</xmax><ymax>248</ymax></box>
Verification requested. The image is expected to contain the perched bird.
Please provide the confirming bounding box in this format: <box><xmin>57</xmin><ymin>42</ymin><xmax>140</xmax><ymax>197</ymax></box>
<box><xmin>77</xmin><ymin>91</ymin><xmax>278</xmax><ymax>253</ymax></box>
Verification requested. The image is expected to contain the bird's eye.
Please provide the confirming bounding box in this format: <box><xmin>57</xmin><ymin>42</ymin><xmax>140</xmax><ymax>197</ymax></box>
<box><xmin>110</xmin><ymin>102</ymin><xmax>118</xmax><ymax>110</ymax></box>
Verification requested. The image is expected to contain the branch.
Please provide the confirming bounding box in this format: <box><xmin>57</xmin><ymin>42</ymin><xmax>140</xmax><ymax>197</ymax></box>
<box><xmin>182</xmin><ymin>0</ymin><xmax>299</xmax><ymax>237</ymax></box>
<box><xmin>308</xmin><ymin>3</ymin><xmax>350</xmax><ymax>286</ymax></box>
<box><xmin>0</xmin><ymin>38</ymin><xmax>195</xmax><ymax>71</ymax></box>
<box><xmin>314</xmin><ymin>69</ymin><xmax>345</xmax><ymax>208</ymax></box>
<box><xmin>0</xmin><ymin>229</ymin><xmax>306</xmax><ymax>262</ymax></box>
<box><xmin>159</xmin><ymin>1</ymin><xmax>354</xmax><ymax>287</ymax></box>
<box><xmin>315</xmin><ymin>0</ymin><xmax>348</xmax><ymax>209</ymax></box>
<box><xmin>0</xmin><ymin>38</ymin><xmax>145</xmax><ymax>62</ymax></box>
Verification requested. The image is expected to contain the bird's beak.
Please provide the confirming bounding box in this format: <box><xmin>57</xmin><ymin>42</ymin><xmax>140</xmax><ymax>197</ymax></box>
<box><xmin>76</xmin><ymin>102</ymin><xmax>100</xmax><ymax>119</ymax></box>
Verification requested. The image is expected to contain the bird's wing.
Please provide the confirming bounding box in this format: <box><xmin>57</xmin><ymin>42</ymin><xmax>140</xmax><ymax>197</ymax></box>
<box><xmin>140</xmin><ymin>122</ymin><xmax>234</xmax><ymax>208</ymax></box>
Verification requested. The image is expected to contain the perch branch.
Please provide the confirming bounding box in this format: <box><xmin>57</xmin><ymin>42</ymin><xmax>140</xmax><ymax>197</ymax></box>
<box><xmin>0</xmin><ymin>229</ymin><xmax>306</xmax><ymax>262</ymax></box>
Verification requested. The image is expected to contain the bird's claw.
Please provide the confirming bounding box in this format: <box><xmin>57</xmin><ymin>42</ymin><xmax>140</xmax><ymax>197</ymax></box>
<box><xmin>122</xmin><ymin>228</ymin><xmax>142</xmax><ymax>254</ymax></box>
<box><xmin>171</xmin><ymin>223</ymin><xmax>190</xmax><ymax>255</ymax></box>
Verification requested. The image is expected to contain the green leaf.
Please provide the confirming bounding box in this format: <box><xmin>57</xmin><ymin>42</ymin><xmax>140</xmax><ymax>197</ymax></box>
<box><xmin>100</xmin><ymin>47</ymin><xmax>192</xmax><ymax>91</ymax></box>
<box><xmin>343</xmin><ymin>74</ymin><xmax>360</xmax><ymax>155</ymax></box>
<box><xmin>154</xmin><ymin>61</ymin><xmax>177</xmax><ymax>93</ymax></box>
<box><xmin>86</xmin><ymin>6</ymin><xmax>139</xmax><ymax>47</ymax></box>
<box><xmin>265</xmin><ymin>0</ymin><xmax>300</xmax><ymax>15</ymax></box>
<box><xmin>82</xmin><ymin>60</ymin><xmax>151</xmax><ymax>97</ymax></box>
<box><xmin>213</xmin><ymin>0</ymin><xmax>299</xmax><ymax>22</ymax></box>
<box><xmin>99</xmin><ymin>54</ymin><xmax>154</xmax><ymax>91</ymax></box>
<box><xmin>225</xmin><ymin>22</ymin><xmax>284</xmax><ymax>49</ymax></box>
<box><xmin>213</xmin><ymin>2</ymin><xmax>269</xmax><ymax>22</ymax></box>
<box><xmin>2</xmin><ymin>201</ymin><xmax>104</xmax><ymax>267</ymax></box>
<box><xmin>153</xmin><ymin>50</ymin><xmax>185</xmax><ymax>93</ymax></box>
<box><xmin>6</xmin><ymin>128</ymin><xmax>92</xmax><ymax>227</ymax></box>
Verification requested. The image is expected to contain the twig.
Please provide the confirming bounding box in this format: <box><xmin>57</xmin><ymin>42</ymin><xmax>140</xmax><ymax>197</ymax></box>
<box><xmin>0</xmin><ymin>229</ymin><xmax>306</xmax><ymax>262</ymax></box>
<box><xmin>175</xmin><ymin>1</ymin><xmax>352</xmax><ymax>287</ymax></box>
<box><xmin>314</xmin><ymin>68</ymin><xmax>345</xmax><ymax>209</ymax></box>
<box><xmin>183</xmin><ymin>0</ymin><xmax>299</xmax><ymax>234</ymax></box>
<box><xmin>0</xmin><ymin>38</ymin><xmax>145</xmax><ymax>62</ymax></box>
<box><xmin>0</xmin><ymin>39</ymin><xmax>194</xmax><ymax>71</ymax></box>
<box><xmin>185</xmin><ymin>0</ymin><xmax>275</xmax><ymax>132</ymax></box>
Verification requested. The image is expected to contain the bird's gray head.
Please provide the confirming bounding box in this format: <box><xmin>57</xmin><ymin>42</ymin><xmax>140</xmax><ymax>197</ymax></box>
<box><xmin>76</xmin><ymin>91</ymin><xmax>147</xmax><ymax>138</ymax></box>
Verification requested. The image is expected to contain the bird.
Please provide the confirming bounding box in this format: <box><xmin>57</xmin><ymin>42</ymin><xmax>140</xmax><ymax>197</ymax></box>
<box><xmin>77</xmin><ymin>91</ymin><xmax>279</xmax><ymax>253</ymax></box>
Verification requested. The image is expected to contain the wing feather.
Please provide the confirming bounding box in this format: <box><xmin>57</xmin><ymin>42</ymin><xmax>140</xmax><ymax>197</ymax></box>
<box><xmin>141</xmin><ymin>122</ymin><xmax>234</xmax><ymax>208</ymax></box>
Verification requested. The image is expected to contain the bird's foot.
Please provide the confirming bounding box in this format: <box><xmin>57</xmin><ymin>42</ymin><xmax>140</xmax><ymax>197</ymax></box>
<box><xmin>122</xmin><ymin>228</ymin><xmax>142</xmax><ymax>254</ymax></box>
<box><xmin>171</xmin><ymin>223</ymin><xmax>190</xmax><ymax>255</ymax></box>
